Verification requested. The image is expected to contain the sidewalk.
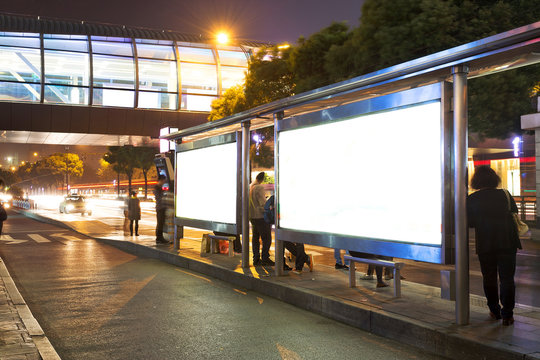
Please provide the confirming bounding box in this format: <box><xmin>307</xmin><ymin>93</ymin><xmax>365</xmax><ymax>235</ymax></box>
<box><xmin>19</xmin><ymin>209</ymin><xmax>540</xmax><ymax>360</ymax></box>
<box><xmin>0</xmin><ymin>256</ymin><xmax>59</xmax><ymax>360</ymax></box>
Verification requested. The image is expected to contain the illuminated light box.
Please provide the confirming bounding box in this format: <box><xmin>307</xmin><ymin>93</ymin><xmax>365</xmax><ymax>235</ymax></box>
<box><xmin>278</xmin><ymin>101</ymin><xmax>442</xmax><ymax>246</ymax></box>
<box><xmin>176</xmin><ymin>141</ymin><xmax>237</xmax><ymax>225</ymax></box>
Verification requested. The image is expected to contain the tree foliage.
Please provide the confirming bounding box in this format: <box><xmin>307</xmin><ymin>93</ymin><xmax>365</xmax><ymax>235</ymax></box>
<box><xmin>209</xmin><ymin>85</ymin><xmax>247</xmax><ymax>121</ymax></box>
<box><xmin>290</xmin><ymin>22</ymin><xmax>350</xmax><ymax>93</ymax></box>
<box><xmin>46</xmin><ymin>153</ymin><xmax>83</xmax><ymax>193</ymax></box>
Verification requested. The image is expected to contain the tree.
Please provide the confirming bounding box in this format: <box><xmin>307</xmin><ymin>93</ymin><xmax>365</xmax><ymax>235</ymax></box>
<box><xmin>103</xmin><ymin>146</ymin><xmax>138</xmax><ymax>196</ymax></box>
<box><xmin>244</xmin><ymin>45</ymin><xmax>295</xmax><ymax>108</ymax></box>
<box><xmin>209</xmin><ymin>85</ymin><xmax>247</xmax><ymax>121</ymax></box>
<box><xmin>290</xmin><ymin>22</ymin><xmax>350</xmax><ymax>93</ymax></box>
<box><xmin>0</xmin><ymin>169</ymin><xmax>19</xmax><ymax>189</ymax></box>
<box><xmin>134</xmin><ymin>147</ymin><xmax>159</xmax><ymax>199</ymax></box>
<box><xmin>46</xmin><ymin>153</ymin><xmax>84</xmax><ymax>194</ymax></box>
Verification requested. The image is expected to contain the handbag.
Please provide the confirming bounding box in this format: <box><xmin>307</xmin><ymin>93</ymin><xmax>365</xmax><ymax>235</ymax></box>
<box><xmin>504</xmin><ymin>190</ymin><xmax>528</xmax><ymax>236</ymax></box>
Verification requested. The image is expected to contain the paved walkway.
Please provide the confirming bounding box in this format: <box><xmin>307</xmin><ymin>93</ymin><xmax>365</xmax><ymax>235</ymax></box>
<box><xmin>13</xmin><ymin>208</ymin><xmax>540</xmax><ymax>360</ymax></box>
<box><xmin>0</xmin><ymin>256</ymin><xmax>59</xmax><ymax>360</ymax></box>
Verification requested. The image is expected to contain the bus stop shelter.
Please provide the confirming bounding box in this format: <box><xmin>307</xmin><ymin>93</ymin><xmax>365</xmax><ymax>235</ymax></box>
<box><xmin>163</xmin><ymin>21</ymin><xmax>540</xmax><ymax>325</ymax></box>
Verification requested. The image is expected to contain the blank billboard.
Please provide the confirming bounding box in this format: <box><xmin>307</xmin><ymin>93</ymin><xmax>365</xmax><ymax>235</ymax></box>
<box><xmin>278</xmin><ymin>101</ymin><xmax>442</xmax><ymax>246</ymax></box>
<box><xmin>176</xmin><ymin>142</ymin><xmax>237</xmax><ymax>224</ymax></box>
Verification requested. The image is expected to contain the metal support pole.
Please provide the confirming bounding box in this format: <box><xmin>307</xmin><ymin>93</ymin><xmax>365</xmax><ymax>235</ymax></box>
<box><xmin>173</xmin><ymin>225</ymin><xmax>183</xmax><ymax>250</ymax></box>
<box><xmin>453</xmin><ymin>65</ymin><xmax>469</xmax><ymax>325</ymax></box>
<box><xmin>241</xmin><ymin>121</ymin><xmax>251</xmax><ymax>268</ymax></box>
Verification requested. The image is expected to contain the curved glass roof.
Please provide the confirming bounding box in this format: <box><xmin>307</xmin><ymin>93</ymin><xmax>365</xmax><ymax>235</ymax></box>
<box><xmin>0</xmin><ymin>13</ymin><xmax>267</xmax><ymax>112</ymax></box>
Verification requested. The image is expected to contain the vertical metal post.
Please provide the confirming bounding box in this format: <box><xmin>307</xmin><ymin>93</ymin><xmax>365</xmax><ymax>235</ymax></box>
<box><xmin>453</xmin><ymin>65</ymin><xmax>469</xmax><ymax>325</ymax></box>
<box><xmin>274</xmin><ymin>113</ymin><xmax>284</xmax><ymax>276</ymax></box>
<box><xmin>241</xmin><ymin>121</ymin><xmax>251</xmax><ymax>268</ymax></box>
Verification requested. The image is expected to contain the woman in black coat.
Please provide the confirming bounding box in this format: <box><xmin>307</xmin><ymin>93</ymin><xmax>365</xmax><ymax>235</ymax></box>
<box><xmin>467</xmin><ymin>166</ymin><xmax>522</xmax><ymax>326</ymax></box>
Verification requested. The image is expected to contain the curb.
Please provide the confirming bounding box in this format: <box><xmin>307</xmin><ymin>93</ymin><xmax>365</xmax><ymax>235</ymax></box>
<box><xmin>17</xmin><ymin>210</ymin><xmax>539</xmax><ymax>360</ymax></box>
<box><xmin>0</xmin><ymin>257</ymin><xmax>61</xmax><ymax>360</ymax></box>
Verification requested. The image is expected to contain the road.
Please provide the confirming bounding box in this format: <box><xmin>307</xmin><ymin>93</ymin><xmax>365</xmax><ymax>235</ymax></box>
<box><xmin>0</xmin><ymin>212</ymin><xmax>447</xmax><ymax>360</ymax></box>
<box><xmin>27</xmin><ymin>195</ymin><xmax>540</xmax><ymax>308</ymax></box>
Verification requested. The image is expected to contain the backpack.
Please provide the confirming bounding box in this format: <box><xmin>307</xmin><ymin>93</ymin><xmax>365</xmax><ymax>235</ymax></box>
<box><xmin>0</xmin><ymin>205</ymin><xmax>7</xmax><ymax>222</ymax></box>
<box><xmin>263</xmin><ymin>195</ymin><xmax>275</xmax><ymax>224</ymax></box>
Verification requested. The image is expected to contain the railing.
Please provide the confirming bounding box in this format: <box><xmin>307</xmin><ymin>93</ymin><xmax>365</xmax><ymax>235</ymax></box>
<box><xmin>513</xmin><ymin>196</ymin><xmax>536</xmax><ymax>221</ymax></box>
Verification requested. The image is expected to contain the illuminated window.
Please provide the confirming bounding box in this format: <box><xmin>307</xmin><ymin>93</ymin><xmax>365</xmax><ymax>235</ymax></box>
<box><xmin>44</xmin><ymin>85</ymin><xmax>88</xmax><ymax>105</ymax></box>
<box><xmin>44</xmin><ymin>50</ymin><xmax>89</xmax><ymax>86</ymax></box>
<box><xmin>221</xmin><ymin>66</ymin><xmax>246</xmax><ymax>91</ymax></box>
<box><xmin>0</xmin><ymin>32</ymin><xmax>41</xmax><ymax>102</ymax></box>
<box><xmin>136</xmin><ymin>43</ymin><xmax>175</xmax><ymax>60</ymax></box>
<box><xmin>93</xmin><ymin>54</ymin><xmax>135</xmax><ymax>89</ymax></box>
<box><xmin>139</xmin><ymin>91</ymin><xmax>177</xmax><ymax>110</ymax></box>
<box><xmin>0</xmin><ymin>81</ymin><xmax>40</xmax><ymax>102</ymax></box>
<box><xmin>91</xmin><ymin>40</ymin><xmax>133</xmax><ymax>56</ymax></box>
<box><xmin>93</xmin><ymin>88</ymin><xmax>134</xmax><ymax>107</ymax></box>
<box><xmin>180</xmin><ymin>63</ymin><xmax>218</xmax><ymax>95</ymax></box>
<box><xmin>217</xmin><ymin>49</ymin><xmax>247</xmax><ymax>67</ymax></box>
<box><xmin>181</xmin><ymin>94</ymin><xmax>216</xmax><ymax>111</ymax></box>
<box><xmin>178</xmin><ymin>46</ymin><xmax>215</xmax><ymax>63</ymax></box>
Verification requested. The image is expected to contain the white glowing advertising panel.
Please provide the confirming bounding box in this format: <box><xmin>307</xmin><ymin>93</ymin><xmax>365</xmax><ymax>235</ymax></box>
<box><xmin>278</xmin><ymin>101</ymin><xmax>442</xmax><ymax>246</ymax></box>
<box><xmin>176</xmin><ymin>142</ymin><xmax>237</xmax><ymax>224</ymax></box>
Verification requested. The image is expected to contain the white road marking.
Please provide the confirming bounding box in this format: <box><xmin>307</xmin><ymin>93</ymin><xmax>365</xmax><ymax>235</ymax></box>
<box><xmin>0</xmin><ymin>235</ymin><xmax>28</xmax><ymax>245</ymax></box>
<box><xmin>28</xmin><ymin>234</ymin><xmax>51</xmax><ymax>243</ymax></box>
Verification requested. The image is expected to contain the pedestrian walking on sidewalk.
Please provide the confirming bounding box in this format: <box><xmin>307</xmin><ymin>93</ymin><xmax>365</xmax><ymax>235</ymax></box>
<box><xmin>128</xmin><ymin>191</ymin><xmax>141</xmax><ymax>236</ymax></box>
<box><xmin>0</xmin><ymin>202</ymin><xmax>7</xmax><ymax>236</ymax></box>
<box><xmin>154</xmin><ymin>175</ymin><xmax>169</xmax><ymax>244</ymax></box>
<box><xmin>249</xmin><ymin>172</ymin><xmax>274</xmax><ymax>266</ymax></box>
<box><xmin>467</xmin><ymin>166</ymin><xmax>522</xmax><ymax>326</ymax></box>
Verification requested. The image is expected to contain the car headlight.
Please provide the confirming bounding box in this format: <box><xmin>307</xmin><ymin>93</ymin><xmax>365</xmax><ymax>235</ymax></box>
<box><xmin>66</xmin><ymin>204</ymin><xmax>75</xmax><ymax>211</ymax></box>
<box><xmin>3</xmin><ymin>203</ymin><xmax>9</xmax><ymax>209</ymax></box>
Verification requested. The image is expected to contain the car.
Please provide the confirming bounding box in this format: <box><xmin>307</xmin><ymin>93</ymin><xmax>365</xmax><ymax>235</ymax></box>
<box><xmin>59</xmin><ymin>195</ymin><xmax>92</xmax><ymax>215</ymax></box>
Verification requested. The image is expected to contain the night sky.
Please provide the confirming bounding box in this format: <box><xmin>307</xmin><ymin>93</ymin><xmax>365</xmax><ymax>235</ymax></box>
<box><xmin>1</xmin><ymin>0</ymin><xmax>364</xmax><ymax>43</ymax></box>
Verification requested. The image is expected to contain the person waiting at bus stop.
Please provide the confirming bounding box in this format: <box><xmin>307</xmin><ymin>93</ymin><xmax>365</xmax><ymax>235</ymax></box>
<box><xmin>467</xmin><ymin>165</ymin><xmax>522</xmax><ymax>326</ymax></box>
<box><xmin>154</xmin><ymin>175</ymin><xmax>169</xmax><ymax>244</ymax></box>
<box><xmin>128</xmin><ymin>190</ymin><xmax>141</xmax><ymax>236</ymax></box>
<box><xmin>249</xmin><ymin>172</ymin><xmax>274</xmax><ymax>266</ymax></box>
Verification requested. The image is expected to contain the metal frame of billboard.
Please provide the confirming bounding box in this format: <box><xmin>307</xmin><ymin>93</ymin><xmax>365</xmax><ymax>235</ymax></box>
<box><xmin>174</xmin><ymin>132</ymin><xmax>242</xmax><ymax>235</ymax></box>
<box><xmin>275</xmin><ymin>83</ymin><xmax>453</xmax><ymax>264</ymax></box>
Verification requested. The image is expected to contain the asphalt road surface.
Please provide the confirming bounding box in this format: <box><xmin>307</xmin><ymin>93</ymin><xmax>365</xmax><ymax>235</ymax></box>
<box><xmin>0</xmin><ymin>212</ymin><xmax>448</xmax><ymax>360</ymax></box>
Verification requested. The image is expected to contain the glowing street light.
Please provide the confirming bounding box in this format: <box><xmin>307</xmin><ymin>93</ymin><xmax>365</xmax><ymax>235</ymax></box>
<box><xmin>33</xmin><ymin>152</ymin><xmax>38</xmax><ymax>157</ymax></box>
<box><xmin>277</xmin><ymin>43</ymin><xmax>290</xmax><ymax>50</ymax></box>
<box><xmin>216</xmin><ymin>32</ymin><xmax>229</xmax><ymax>45</ymax></box>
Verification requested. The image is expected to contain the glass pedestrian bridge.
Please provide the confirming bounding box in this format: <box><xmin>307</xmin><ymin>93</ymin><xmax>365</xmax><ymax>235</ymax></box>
<box><xmin>0</xmin><ymin>14</ymin><xmax>264</xmax><ymax>112</ymax></box>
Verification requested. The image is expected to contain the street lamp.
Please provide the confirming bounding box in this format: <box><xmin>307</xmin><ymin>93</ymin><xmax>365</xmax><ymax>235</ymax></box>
<box><xmin>216</xmin><ymin>32</ymin><xmax>229</xmax><ymax>45</ymax></box>
<box><xmin>33</xmin><ymin>152</ymin><xmax>38</xmax><ymax>157</ymax></box>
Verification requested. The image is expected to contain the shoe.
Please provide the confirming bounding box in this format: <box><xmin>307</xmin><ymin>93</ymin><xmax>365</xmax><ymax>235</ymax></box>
<box><xmin>502</xmin><ymin>317</ymin><xmax>514</xmax><ymax>326</ymax></box>
<box><xmin>376</xmin><ymin>282</ymin><xmax>389</xmax><ymax>288</ymax></box>
<box><xmin>293</xmin><ymin>269</ymin><xmax>302</xmax><ymax>275</ymax></box>
<box><xmin>283</xmin><ymin>264</ymin><xmax>293</xmax><ymax>271</ymax></box>
<box><xmin>307</xmin><ymin>254</ymin><xmax>313</xmax><ymax>272</ymax></box>
<box><xmin>253</xmin><ymin>258</ymin><xmax>261</xmax><ymax>266</ymax></box>
<box><xmin>156</xmin><ymin>238</ymin><xmax>170</xmax><ymax>244</ymax></box>
<box><xmin>489</xmin><ymin>312</ymin><xmax>502</xmax><ymax>320</ymax></box>
<box><xmin>335</xmin><ymin>263</ymin><xmax>349</xmax><ymax>270</ymax></box>
<box><xmin>130</xmin><ymin>233</ymin><xmax>133</xmax><ymax>236</ymax></box>
<box><xmin>135</xmin><ymin>233</ymin><xmax>139</xmax><ymax>236</ymax></box>
<box><xmin>261</xmin><ymin>259</ymin><xmax>275</xmax><ymax>266</ymax></box>
<box><xmin>361</xmin><ymin>274</ymin><xmax>374</xmax><ymax>280</ymax></box>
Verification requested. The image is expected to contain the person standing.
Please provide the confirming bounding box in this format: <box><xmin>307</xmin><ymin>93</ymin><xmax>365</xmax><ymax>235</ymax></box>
<box><xmin>154</xmin><ymin>175</ymin><xmax>169</xmax><ymax>244</ymax></box>
<box><xmin>0</xmin><ymin>202</ymin><xmax>7</xmax><ymax>236</ymax></box>
<box><xmin>467</xmin><ymin>166</ymin><xmax>522</xmax><ymax>326</ymax></box>
<box><xmin>128</xmin><ymin>191</ymin><xmax>141</xmax><ymax>236</ymax></box>
<box><xmin>249</xmin><ymin>172</ymin><xmax>274</xmax><ymax>266</ymax></box>
<box><xmin>334</xmin><ymin>249</ymin><xmax>349</xmax><ymax>270</ymax></box>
